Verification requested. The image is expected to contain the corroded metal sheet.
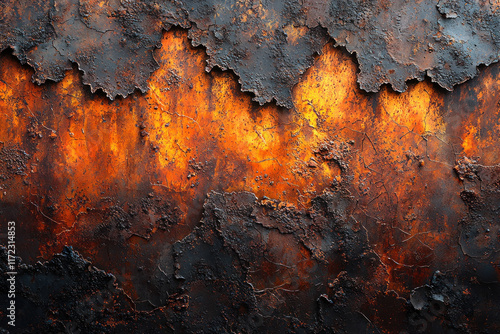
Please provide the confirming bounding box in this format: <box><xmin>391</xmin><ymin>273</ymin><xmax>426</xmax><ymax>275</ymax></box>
<box><xmin>0</xmin><ymin>1</ymin><xmax>500</xmax><ymax>333</ymax></box>
<box><xmin>305</xmin><ymin>0</ymin><xmax>500</xmax><ymax>93</ymax></box>
<box><xmin>182</xmin><ymin>0</ymin><xmax>329</xmax><ymax>108</ymax></box>
<box><xmin>1</xmin><ymin>0</ymin><xmax>499</xmax><ymax>106</ymax></box>
<box><xmin>1</xmin><ymin>0</ymin><xmax>188</xmax><ymax>99</ymax></box>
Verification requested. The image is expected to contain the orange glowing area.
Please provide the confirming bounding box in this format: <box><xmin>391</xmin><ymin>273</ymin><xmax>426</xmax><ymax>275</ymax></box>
<box><xmin>1</xmin><ymin>27</ymin><xmax>500</xmax><ymax>305</ymax></box>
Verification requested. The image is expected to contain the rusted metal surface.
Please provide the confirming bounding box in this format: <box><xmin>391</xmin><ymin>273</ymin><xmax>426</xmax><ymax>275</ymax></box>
<box><xmin>305</xmin><ymin>0</ymin><xmax>500</xmax><ymax>93</ymax></box>
<box><xmin>1</xmin><ymin>0</ymin><xmax>499</xmax><ymax>106</ymax></box>
<box><xmin>1</xmin><ymin>0</ymin><xmax>188</xmax><ymax>99</ymax></box>
<box><xmin>0</xmin><ymin>1</ymin><xmax>500</xmax><ymax>333</ymax></box>
<box><xmin>182</xmin><ymin>0</ymin><xmax>329</xmax><ymax>108</ymax></box>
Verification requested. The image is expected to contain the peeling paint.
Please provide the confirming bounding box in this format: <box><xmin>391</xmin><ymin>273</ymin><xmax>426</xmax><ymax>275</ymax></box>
<box><xmin>1</xmin><ymin>0</ymin><xmax>499</xmax><ymax>105</ymax></box>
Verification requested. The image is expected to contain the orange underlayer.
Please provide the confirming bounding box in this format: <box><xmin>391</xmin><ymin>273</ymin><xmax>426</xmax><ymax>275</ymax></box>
<box><xmin>1</xmin><ymin>28</ymin><xmax>499</xmax><ymax>298</ymax></box>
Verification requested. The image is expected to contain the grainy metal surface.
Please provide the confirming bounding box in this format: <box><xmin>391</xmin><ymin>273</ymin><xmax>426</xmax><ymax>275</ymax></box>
<box><xmin>0</xmin><ymin>1</ymin><xmax>500</xmax><ymax>333</ymax></box>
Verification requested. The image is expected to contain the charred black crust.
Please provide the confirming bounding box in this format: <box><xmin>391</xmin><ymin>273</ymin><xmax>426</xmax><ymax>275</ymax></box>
<box><xmin>1</xmin><ymin>0</ymin><xmax>499</xmax><ymax>106</ymax></box>
<box><xmin>182</xmin><ymin>0</ymin><xmax>329</xmax><ymax>108</ymax></box>
<box><xmin>305</xmin><ymin>0</ymin><xmax>500</xmax><ymax>93</ymax></box>
<box><xmin>3</xmin><ymin>178</ymin><xmax>500</xmax><ymax>332</ymax></box>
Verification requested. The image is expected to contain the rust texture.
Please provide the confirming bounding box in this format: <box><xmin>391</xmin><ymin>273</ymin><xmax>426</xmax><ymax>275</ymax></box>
<box><xmin>305</xmin><ymin>0</ymin><xmax>500</xmax><ymax>93</ymax></box>
<box><xmin>0</xmin><ymin>1</ymin><xmax>500</xmax><ymax>333</ymax></box>
<box><xmin>182</xmin><ymin>0</ymin><xmax>329</xmax><ymax>108</ymax></box>
<box><xmin>1</xmin><ymin>0</ymin><xmax>500</xmax><ymax>106</ymax></box>
<box><xmin>1</xmin><ymin>0</ymin><xmax>188</xmax><ymax>99</ymax></box>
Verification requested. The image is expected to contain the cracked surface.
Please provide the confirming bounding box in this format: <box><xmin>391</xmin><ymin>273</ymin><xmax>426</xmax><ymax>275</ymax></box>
<box><xmin>3</xmin><ymin>188</ymin><xmax>500</xmax><ymax>332</ymax></box>
<box><xmin>1</xmin><ymin>22</ymin><xmax>500</xmax><ymax>333</ymax></box>
<box><xmin>173</xmin><ymin>190</ymin><xmax>389</xmax><ymax>332</ymax></box>
<box><xmin>3</xmin><ymin>0</ymin><xmax>188</xmax><ymax>99</ymax></box>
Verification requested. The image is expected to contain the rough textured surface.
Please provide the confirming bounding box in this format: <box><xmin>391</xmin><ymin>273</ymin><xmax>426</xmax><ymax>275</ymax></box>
<box><xmin>1</xmin><ymin>0</ymin><xmax>499</xmax><ymax>105</ymax></box>
<box><xmin>173</xmin><ymin>189</ymin><xmax>388</xmax><ymax>333</ymax></box>
<box><xmin>2</xmin><ymin>0</ymin><xmax>188</xmax><ymax>99</ymax></box>
<box><xmin>0</xmin><ymin>147</ymin><xmax>30</xmax><ymax>180</ymax></box>
<box><xmin>0</xmin><ymin>246</ymin><xmax>180</xmax><ymax>333</ymax></box>
<box><xmin>1</xmin><ymin>19</ymin><xmax>500</xmax><ymax>333</ymax></box>
<box><xmin>458</xmin><ymin>163</ymin><xmax>500</xmax><ymax>263</ymax></box>
<box><xmin>0</xmin><ymin>0</ymin><xmax>55</xmax><ymax>64</ymax></box>
<box><xmin>3</xmin><ymin>188</ymin><xmax>500</xmax><ymax>332</ymax></box>
<box><xmin>305</xmin><ymin>0</ymin><xmax>500</xmax><ymax>93</ymax></box>
<box><xmin>182</xmin><ymin>0</ymin><xmax>329</xmax><ymax>108</ymax></box>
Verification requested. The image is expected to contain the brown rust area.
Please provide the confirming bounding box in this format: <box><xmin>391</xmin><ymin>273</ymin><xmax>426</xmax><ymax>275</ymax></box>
<box><xmin>0</xmin><ymin>24</ymin><xmax>500</xmax><ymax>333</ymax></box>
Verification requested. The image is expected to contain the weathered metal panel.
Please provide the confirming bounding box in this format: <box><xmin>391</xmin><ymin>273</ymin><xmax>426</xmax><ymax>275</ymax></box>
<box><xmin>0</xmin><ymin>1</ymin><xmax>499</xmax><ymax>333</ymax></box>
